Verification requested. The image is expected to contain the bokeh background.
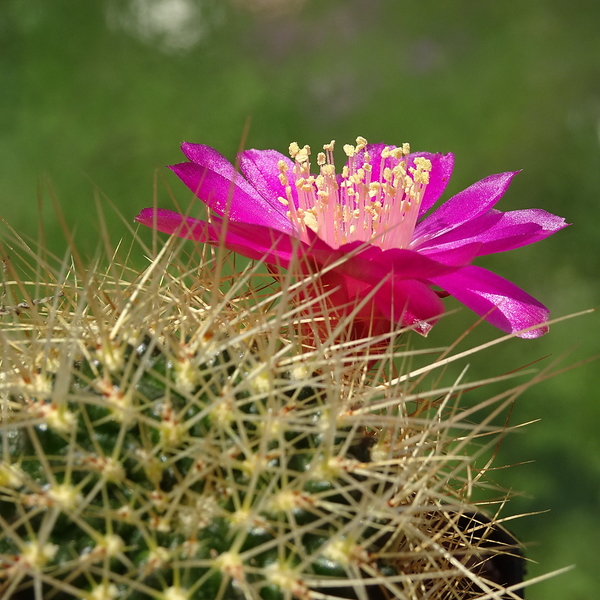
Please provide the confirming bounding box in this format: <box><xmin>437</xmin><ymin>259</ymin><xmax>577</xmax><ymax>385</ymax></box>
<box><xmin>1</xmin><ymin>1</ymin><xmax>599</xmax><ymax>597</ymax></box>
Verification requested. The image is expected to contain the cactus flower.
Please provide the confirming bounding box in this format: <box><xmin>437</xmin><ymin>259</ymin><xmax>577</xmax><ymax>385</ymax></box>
<box><xmin>136</xmin><ymin>137</ymin><xmax>567</xmax><ymax>338</ymax></box>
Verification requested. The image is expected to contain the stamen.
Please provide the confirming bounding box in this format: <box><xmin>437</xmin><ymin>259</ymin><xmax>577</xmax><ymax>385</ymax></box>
<box><xmin>355</xmin><ymin>136</ymin><xmax>367</xmax><ymax>152</ymax></box>
<box><xmin>343</xmin><ymin>144</ymin><xmax>356</xmax><ymax>157</ymax></box>
<box><xmin>288</xmin><ymin>142</ymin><xmax>300</xmax><ymax>158</ymax></box>
<box><xmin>286</xmin><ymin>137</ymin><xmax>429</xmax><ymax>251</ymax></box>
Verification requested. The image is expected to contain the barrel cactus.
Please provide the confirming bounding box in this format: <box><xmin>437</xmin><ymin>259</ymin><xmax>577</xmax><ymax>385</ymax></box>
<box><xmin>1</xmin><ymin>227</ymin><xmax>532</xmax><ymax>600</ymax></box>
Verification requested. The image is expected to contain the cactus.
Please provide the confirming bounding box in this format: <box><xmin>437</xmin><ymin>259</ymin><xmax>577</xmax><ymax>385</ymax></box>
<box><xmin>0</xmin><ymin>225</ymin><xmax>540</xmax><ymax>600</ymax></box>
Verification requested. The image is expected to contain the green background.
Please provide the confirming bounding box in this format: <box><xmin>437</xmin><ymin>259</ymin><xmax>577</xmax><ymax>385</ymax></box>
<box><xmin>1</xmin><ymin>1</ymin><xmax>599</xmax><ymax>597</ymax></box>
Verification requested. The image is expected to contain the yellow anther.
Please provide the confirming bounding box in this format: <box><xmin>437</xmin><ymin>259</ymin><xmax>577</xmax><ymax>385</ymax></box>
<box><xmin>413</xmin><ymin>170</ymin><xmax>430</xmax><ymax>184</ymax></box>
<box><xmin>392</xmin><ymin>164</ymin><xmax>405</xmax><ymax>179</ymax></box>
<box><xmin>288</xmin><ymin>142</ymin><xmax>300</xmax><ymax>158</ymax></box>
<box><xmin>302</xmin><ymin>211</ymin><xmax>318</xmax><ymax>232</ymax></box>
<box><xmin>294</xmin><ymin>144</ymin><xmax>311</xmax><ymax>165</ymax></box>
<box><xmin>414</xmin><ymin>156</ymin><xmax>432</xmax><ymax>171</ymax></box>
<box><xmin>320</xmin><ymin>164</ymin><xmax>335</xmax><ymax>177</ymax></box>
<box><xmin>282</xmin><ymin>136</ymin><xmax>422</xmax><ymax>250</ymax></box>
<box><xmin>368</xmin><ymin>182</ymin><xmax>381</xmax><ymax>197</ymax></box>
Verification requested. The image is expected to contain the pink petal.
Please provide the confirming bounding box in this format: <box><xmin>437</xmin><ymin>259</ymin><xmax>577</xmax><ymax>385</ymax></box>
<box><xmin>416</xmin><ymin>208</ymin><xmax>568</xmax><ymax>256</ymax></box>
<box><xmin>180</xmin><ymin>143</ymin><xmax>278</xmax><ymax>205</ymax></box>
<box><xmin>213</xmin><ymin>218</ymin><xmax>303</xmax><ymax>265</ymax></box>
<box><xmin>373</xmin><ymin>278</ymin><xmax>445</xmax><ymax>335</ymax></box>
<box><xmin>320</xmin><ymin>270</ymin><xmax>444</xmax><ymax>336</ymax></box>
<box><xmin>337</xmin><ymin>240</ymin><xmax>383</xmax><ymax>261</ymax></box>
<box><xmin>181</xmin><ymin>143</ymin><xmax>252</xmax><ymax>191</ymax></box>
<box><xmin>413</xmin><ymin>151</ymin><xmax>455</xmax><ymax>216</ymax></box>
<box><xmin>169</xmin><ymin>161</ymin><xmax>293</xmax><ymax>234</ymax></box>
<box><xmin>305</xmin><ymin>243</ymin><xmax>476</xmax><ymax>289</ymax></box>
<box><xmin>135</xmin><ymin>208</ymin><xmax>301</xmax><ymax>266</ymax></box>
<box><xmin>365</xmin><ymin>247</ymin><xmax>474</xmax><ymax>279</ymax></box>
<box><xmin>430</xmin><ymin>265</ymin><xmax>549</xmax><ymax>338</ymax></box>
<box><xmin>135</xmin><ymin>207</ymin><xmax>208</xmax><ymax>238</ymax></box>
<box><xmin>413</xmin><ymin>171</ymin><xmax>519</xmax><ymax>245</ymax></box>
<box><xmin>238</xmin><ymin>149</ymin><xmax>299</xmax><ymax>208</ymax></box>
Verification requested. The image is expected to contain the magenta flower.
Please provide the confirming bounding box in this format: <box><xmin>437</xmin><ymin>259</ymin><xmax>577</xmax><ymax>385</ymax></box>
<box><xmin>135</xmin><ymin>137</ymin><xmax>567</xmax><ymax>338</ymax></box>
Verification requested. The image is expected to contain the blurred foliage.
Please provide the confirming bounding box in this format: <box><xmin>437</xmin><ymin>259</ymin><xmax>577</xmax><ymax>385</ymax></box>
<box><xmin>1</xmin><ymin>1</ymin><xmax>599</xmax><ymax>598</ymax></box>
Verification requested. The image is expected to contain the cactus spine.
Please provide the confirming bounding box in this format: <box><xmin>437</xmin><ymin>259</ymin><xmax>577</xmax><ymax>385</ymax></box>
<box><xmin>1</xmin><ymin>231</ymin><xmax>531</xmax><ymax>600</ymax></box>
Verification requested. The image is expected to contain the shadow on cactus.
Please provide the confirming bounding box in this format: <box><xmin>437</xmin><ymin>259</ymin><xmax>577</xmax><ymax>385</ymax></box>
<box><xmin>0</xmin><ymin>207</ymin><xmax>576</xmax><ymax>600</ymax></box>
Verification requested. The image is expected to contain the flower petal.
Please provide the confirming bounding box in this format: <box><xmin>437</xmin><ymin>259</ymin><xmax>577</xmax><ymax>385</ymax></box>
<box><xmin>374</xmin><ymin>278</ymin><xmax>445</xmax><ymax>335</ymax></box>
<box><xmin>366</xmin><ymin>247</ymin><xmax>475</xmax><ymax>279</ymax></box>
<box><xmin>179</xmin><ymin>143</ymin><xmax>273</xmax><ymax>203</ymax></box>
<box><xmin>238</xmin><ymin>149</ymin><xmax>298</xmax><ymax>209</ymax></box>
<box><xmin>135</xmin><ymin>208</ymin><xmax>299</xmax><ymax>266</ymax></box>
<box><xmin>135</xmin><ymin>207</ymin><xmax>208</xmax><ymax>238</ymax></box>
<box><xmin>318</xmin><ymin>269</ymin><xmax>444</xmax><ymax>336</ymax></box>
<box><xmin>168</xmin><ymin>161</ymin><xmax>293</xmax><ymax>234</ymax></box>
<box><xmin>412</xmin><ymin>151</ymin><xmax>454</xmax><ymax>216</ymax></box>
<box><xmin>412</xmin><ymin>171</ymin><xmax>519</xmax><ymax>246</ymax></box>
<box><xmin>430</xmin><ymin>265</ymin><xmax>549</xmax><ymax>338</ymax></box>
<box><xmin>416</xmin><ymin>208</ymin><xmax>569</xmax><ymax>256</ymax></box>
<box><xmin>181</xmin><ymin>143</ymin><xmax>250</xmax><ymax>187</ymax></box>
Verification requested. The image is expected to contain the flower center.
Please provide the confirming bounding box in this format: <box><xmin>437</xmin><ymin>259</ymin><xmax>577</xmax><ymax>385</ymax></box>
<box><xmin>277</xmin><ymin>136</ymin><xmax>431</xmax><ymax>250</ymax></box>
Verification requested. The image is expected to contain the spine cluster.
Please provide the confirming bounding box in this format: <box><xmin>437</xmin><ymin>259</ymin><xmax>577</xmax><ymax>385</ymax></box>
<box><xmin>1</xmin><ymin>234</ymin><xmax>527</xmax><ymax>600</ymax></box>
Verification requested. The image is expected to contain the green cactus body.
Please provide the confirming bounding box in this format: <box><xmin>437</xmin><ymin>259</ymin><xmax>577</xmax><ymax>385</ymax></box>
<box><xmin>1</xmin><ymin>239</ymin><xmax>526</xmax><ymax>600</ymax></box>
